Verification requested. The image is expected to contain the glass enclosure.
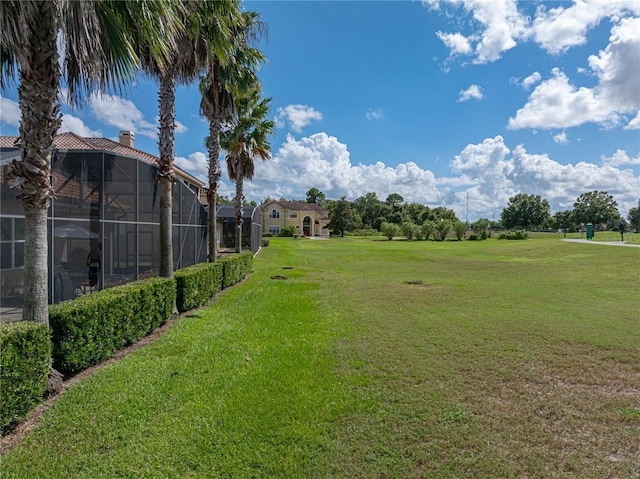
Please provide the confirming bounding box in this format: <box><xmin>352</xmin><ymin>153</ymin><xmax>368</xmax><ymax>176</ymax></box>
<box><xmin>1</xmin><ymin>148</ymin><xmax>207</xmax><ymax>309</ymax></box>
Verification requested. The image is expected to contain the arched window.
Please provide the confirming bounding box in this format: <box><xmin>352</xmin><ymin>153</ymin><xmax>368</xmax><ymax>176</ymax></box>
<box><xmin>269</xmin><ymin>209</ymin><xmax>280</xmax><ymax>219</ymax></box>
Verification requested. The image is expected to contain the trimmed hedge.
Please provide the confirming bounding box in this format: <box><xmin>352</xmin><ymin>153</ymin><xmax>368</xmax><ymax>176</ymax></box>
<box><xmin>499</xmin><ymin>230</ymin><xmax>529</xmax><ymax>240</ymax></box>
<box><xmin>49</xmin><ymin>277</ymin><xmax>176</xmax><ymax>375</ymax></box>
<box><xmin>175</xmin><ymin>262</ymin><xmax>223</xmax><ymax>312</ymax></box>
<box><xmin>0</xmin><ymin>321</ymin><xmax>51</xmax><ymax>432</ymax></box>
<box><xmin>220</xmin><ymin>252</ymin><xmax>253</xmax><ymax>289</ymax></box>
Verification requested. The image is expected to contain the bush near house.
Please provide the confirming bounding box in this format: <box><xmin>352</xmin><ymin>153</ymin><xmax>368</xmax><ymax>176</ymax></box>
<box><xmin>49</xmin><ymin>277</ymin><xmax>176</xmax><ymax>376</ymax></box>
<box><xmin>0</xmin><ymin>321</ymin><xmax>51</xmax><ymax>432</ymax></box>
<box><xmin>220</xmin><ymin>252</ymin><xmax>253</xmax><ymax>289</ymax></box>
<box><xmin>175</xmin><ymin>262</ymin><xmax>224</xmax><ymax>312</ymax></box>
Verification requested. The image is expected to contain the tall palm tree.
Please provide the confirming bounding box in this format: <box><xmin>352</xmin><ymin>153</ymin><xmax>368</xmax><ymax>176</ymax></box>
<box><xmin>147</xmin><ymin>0</ymin><xmax>241</xmax><ymax>277</ymax></box>
<box><xmin>221</xmin><ymin>87</ymin><xmax>275</xmax><ymax>253</ymax></box>
<box><xmin>199</xmin><ymin>10</ymin><xmax>266</xmax><ymax>261</ymax></box>
<box><xmin>0</xmin><ymin>1</ymin><xmax>180</xmax><ymax>324</ymax></box>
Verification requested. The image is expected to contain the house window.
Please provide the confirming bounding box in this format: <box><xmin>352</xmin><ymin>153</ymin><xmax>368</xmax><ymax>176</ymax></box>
<box><xmin>269</xmin><ymin>209</ymin><xmax>280</xmax><ymax>219</ymax></box>
<box><xmin>289</xmin><ymin>212</ymin><xmax>298</xmax><ymax>218</ymax></box>
<box><xmin>268</xmin><ymin>226</ymin><xmax>281</xmax><ymax>234</ymax></box>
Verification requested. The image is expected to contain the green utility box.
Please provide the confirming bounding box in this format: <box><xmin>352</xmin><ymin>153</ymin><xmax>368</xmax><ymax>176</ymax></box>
<box><xmin>586</xmin><ymin>223</ymin><xmax>594</xmax><ymax>240</ymax></box>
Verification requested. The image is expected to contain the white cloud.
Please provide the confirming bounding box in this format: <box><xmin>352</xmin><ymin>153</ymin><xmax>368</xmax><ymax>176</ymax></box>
<box><xmin>602</xmin><ymin>149</ymin><xmax>640</xmax><ymax>167</ymax></box>
<box><xmin>429</xmin><ymin>0</ymin><xmax>529</xmax><ymax>63</ymax></box>
<box><xmin>510</xmin><ymin>17</ymin><xmax>640</xmax><ymax>130</ymax></box>
<box><xmin>89</xmin><ymin>92</ymin><xmax>158</xmax><ymax>139</ymax></box>
<box><xmin>522</xmin><ymin>71</ymin><xmax>541</xmax><ymax>90</ymax></box>
<box><xmin>58</xmin><ymin>114</ymin><xmax>102</xmax><ymax>137</ymax></box>
<box><xmin>531</xmin><ymin>0</ymin><xmax>640</xmax><ymax>55</ymax></box>
<box><xmin>366</xmin><ymin>108</ymin><xmax>384</xmax><ymax>120</ymax></box>
<box><xmin>0</xmin><ymin>96</ymin><xmax>20</xmax><ymax>128</ymax></box>
<box><xmin>458</xmin><ymin>84</ymin><xmax>484</xmax><ymax>102</ymax></box>
<box><xmin>274</xmin><ymin>104</ymin><xmax>323</xmax><ymax>133</ymax></box>
<box><xmin>249</xmin><ymin>132</ymin><xmax>442</xmax><ymax>205</ymax></box>
<box><xmin>435</xmin><ymin>32</ymin><xmax>472</xmax><ymax>55</ymax></box>
<box><xmin>553</xmin><ymin>131</ymin><xmax>568</xmax><ymax>144</ymax></box>
<box><xmin>176</xmin><ymin>132</ymin><xmax>639</xmax><ymax>221</ymax></box>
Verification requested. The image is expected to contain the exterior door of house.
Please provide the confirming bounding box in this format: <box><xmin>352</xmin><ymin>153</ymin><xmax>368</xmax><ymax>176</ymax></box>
<box><xmin>303</xmin><ymin>216</ymin><xmax>312</xmax><ymax>236</ymax></box>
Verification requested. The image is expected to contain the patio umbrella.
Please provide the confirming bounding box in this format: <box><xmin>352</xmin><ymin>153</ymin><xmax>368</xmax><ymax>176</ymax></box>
<box><xmin>53</xmin><ymin>224</ymin><xmax>99</xmax><ymax>240</ymax></box>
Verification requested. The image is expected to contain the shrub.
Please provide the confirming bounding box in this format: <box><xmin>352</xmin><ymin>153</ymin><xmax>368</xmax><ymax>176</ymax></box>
<box><xmin>453</xmin><ymin>221</ymin><xmax>467</xmax><ymax>240</ymax></box>
<box><xmin>175</xmin><ymin>262</ymin><xmax>223</xmax><ymax>312</ymax></box>
<box><xmin>434</xmin><ymin>219</ymin><xmax>452</xmax><ymax>241</ymax></box>
<box><xmin>280</xmin><ymin>225</ymin><xmax>297</xmax><ymax>237</ymax></box>
<box><xmin>499</xmin><ymin>230</ymin><xmax>529</xmax><ymax>240</ymax></box>
<box><xmin>220</xmin><ymin>252</ymin><xmax>253</xmax><ymax>289</ymax></box>
<box><xmin>0</xmin><ymin>321</ymin><xmax>51</xmax><ymax>433</ymax></box>
<box><xmin>381</xmin><ymin>222</ymin><xmax>399</xmax><ymax>240</ymax></box>
<box><xmin>262</xmin><ymin>238</ymin><xmax>270</xmax><ymax>247</ymax></box>
<box><xmin>49</xmin><ymin>277</ymin><xmax>176</xmax><ymax>376</ymax></box>
<box><xmin>468</xmin><ymin>234</ymin><xmax>479</xmax><ymax>241</ymax></box>
<box><xmin>421</xmin><ymin>220</ymin><xmax>436</xmax><ymax>241</ymax></box>
<box><xmin>400</xmin><ymin>222</ymin><xmax>418</xmax><ymax>240</ymax></box>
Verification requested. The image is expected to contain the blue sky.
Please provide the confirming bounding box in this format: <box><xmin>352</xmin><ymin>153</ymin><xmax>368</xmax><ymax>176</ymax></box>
<box><xmin>1</xmin><ymin>0</ymin><xmax>639</xmax><ymax>221</ymax></box>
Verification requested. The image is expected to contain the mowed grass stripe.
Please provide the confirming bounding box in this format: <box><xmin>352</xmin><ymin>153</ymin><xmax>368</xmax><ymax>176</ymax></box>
<box><xmin>1</xmin><ymin>236</ymin><xmax>639</xmax><ymax>478</ymax></box>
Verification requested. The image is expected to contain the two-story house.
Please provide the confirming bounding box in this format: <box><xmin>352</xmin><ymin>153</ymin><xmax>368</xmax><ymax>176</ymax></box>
<box><xmin>260</xmin><ymin>200</ymin><xmax>330</xmax><ymax>237</ymax></box>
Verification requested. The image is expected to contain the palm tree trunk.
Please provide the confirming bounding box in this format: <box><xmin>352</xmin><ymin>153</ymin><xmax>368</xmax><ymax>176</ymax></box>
<box><xmin>158</xmin><ymin>72</ymin><xmax>176</xmax><ymax>277</ymax></box>
<box><xmin>207</xmin><ymin>120</ymin><xmax>222</xmax><ymax>262</ymax></box>
<box><xmin>235</xmin><ymin>176</ymin><xmax>244</xmax><ymax>253</ymax></box>
<box><xmin>15</xmin><ymin>1</ymin><xmax>61</xmax><ymax>324</ymax></box>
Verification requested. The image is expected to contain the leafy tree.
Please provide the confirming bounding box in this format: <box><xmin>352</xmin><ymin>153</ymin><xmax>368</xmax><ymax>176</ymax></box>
<box><xmin>0</xmin><ymin>1</ymin><xmax>180</xmax><ymax>322</ymax></box>
<box><xmin>221</xmin><ymin>85</ymin><xmax>274</xmax><ymax>253</ymax></box>
<box><xmin>553</xmin><ymin>210</ymin><xmax>574</xmax><ymax>237</ymax></box>
<box><xmin>386</xmin><ymin>193</ymin><xmax>404</xmax><ymax>208</ymax></box>
<box><xmin>453</xmin><ymin>221</ymin><xmax>467</xmax><ymax>240</ymax></box>
<box><xmin>434</xmin><ymin>219</ymin><xmax>452</xmax><ymax>241</ymax></box>
<box><xmin>381</xmin><ymin>222</ymin><xmax>399</xmax><ymax>240</ymax></box>
<box><xmin>305</xmin><ymin>187</ymin><xmax>326</xmax><ymax>205</ymax></box>
<box><xmin>400</xmin><ymin>222</ymin><xmax>417</xmax><ymax>240</ymax></box>
<box><xmin>626</xmin><ymin>199</ymin><xmax>640</xmax><ymax>232</ymax></box>
<box><xmin>427</xmin><ymin>206</ymin><xmax>458</xmax><ymax>222</ymax></box>
<box><xmin>501</xmin><ymin>193</ymin><xmax>550</xmax><ymax>230</ymax></box>
<box><xmin>573</xmin><ymin>190</ymin><xmax>620</xmax><ymax>229</ymax></box>
<box><xmin>353</xmin><ymin>192</ymin><xmax>382</xmax><ymax>228</ymax></box>
<box><xmin>421</xmin><ymin>220</ymin><xmax>436</xmax><ymax>241</ymax></box>
<box><xmin>328</xmin><ymin>196</ymin><xmax>357</xmax><ymax>237</ymax></box>
<box><xmin>471</xmin><ymin>218</ymin><xmax>490</xmax><ymax>239</ymax></box>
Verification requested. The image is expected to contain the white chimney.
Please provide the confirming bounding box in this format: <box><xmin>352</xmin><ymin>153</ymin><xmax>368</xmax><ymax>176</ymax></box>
<box><xmin>119</xmin><ymin>130</ymin><xmax>135</xmax><ymax>148</ymax></box>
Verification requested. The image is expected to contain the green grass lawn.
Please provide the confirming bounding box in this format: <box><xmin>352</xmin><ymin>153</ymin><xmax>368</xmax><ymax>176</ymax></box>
<box><xmin>2</xmin><ymin>236</ymin><xmax>639</xmax><ymax>478</ymax></box>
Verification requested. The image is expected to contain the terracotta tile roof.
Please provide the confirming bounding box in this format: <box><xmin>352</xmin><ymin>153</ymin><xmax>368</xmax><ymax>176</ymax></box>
<box><xmin>1</xmin><ymin>133</ymin><xmax>204</xmax><ymax>187</ymax></box>
<box><xmin>261</xmin><ymin>199</ymin><xmax>329</xmax><ymax>214</ymax></box>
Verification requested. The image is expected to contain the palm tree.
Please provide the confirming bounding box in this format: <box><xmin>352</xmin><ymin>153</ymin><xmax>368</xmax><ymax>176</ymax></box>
<box><xmin>147</xmin><ymin>0</ymin><xmax>242</xmax><ymax>277</ymax></box>
<box><xmin>0</xmin><ymin>1</ymin><xmax>180</xmax><ymax>323</ymax></box>
<box><xmin>221</xmin><ymin>87</ymin><xmax>275</xmax><ymax>253</ymax></box>
<box><xmin>199</xmin><ymin>10</ymin><xmax>266</xmax><ymax>261</ymax></box>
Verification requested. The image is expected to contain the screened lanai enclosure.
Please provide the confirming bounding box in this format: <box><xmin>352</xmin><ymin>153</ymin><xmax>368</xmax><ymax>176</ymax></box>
<box><xmin>1</xmin><ymin>138</ymin><xmax>207</xmax><ymax>316</ymax></box>
<box><xmin>215</xmin><ymin>205</ymin><xmax>262</xmax><ymax>255</ymax></box>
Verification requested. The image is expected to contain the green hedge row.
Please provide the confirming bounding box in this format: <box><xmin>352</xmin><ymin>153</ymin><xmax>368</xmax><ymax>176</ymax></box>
<box><xmin>175</xmin><ymin>262</ymin><xmax>223</xmax><ymax>312</ymax></box>
<box><xmin>1</xmin><ymin>253</ymin><xmax>253</xmax><ymax>434</ymax></box>
<box><xmin>220</xmin><ymin>252</ymin><xmax>253</xmax><ymax>289</ymax></box>
<box><xmin>0</xmin><ymin>321</ymin><xmax>51</xmax><ymax>432</ymax></box>
<box><xmin>49</xmin><ymin>277</ymin><xmax>176</xmax><ymax>375</ymax></box>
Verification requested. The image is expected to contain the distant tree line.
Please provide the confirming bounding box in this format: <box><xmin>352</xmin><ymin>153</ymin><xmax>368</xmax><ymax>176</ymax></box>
<box><xmin>266</xmin><ymin>188</ymin><xmax>639</xmax><ymax>239</ymax></box>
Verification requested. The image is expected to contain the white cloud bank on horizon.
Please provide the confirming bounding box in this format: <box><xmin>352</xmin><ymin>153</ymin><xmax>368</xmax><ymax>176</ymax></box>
<box><xmin>236</xmin><ymin>132</ymin><xmax>640</xmax><ymax>220</ymax></box>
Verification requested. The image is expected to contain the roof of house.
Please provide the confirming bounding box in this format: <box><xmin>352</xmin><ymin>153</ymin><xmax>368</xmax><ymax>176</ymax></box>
<box><xmin>0</xmin><ymin>133</ymin><xmax>204</xmax><ymax>188</ymax></box>
<box><xmin>261</xmin><ymin>199</ymin><xmax>329</xmax><ymax>214</ymax></box>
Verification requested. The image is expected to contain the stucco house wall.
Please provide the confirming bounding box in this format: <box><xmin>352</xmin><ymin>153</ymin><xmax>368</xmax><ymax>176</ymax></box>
<box><xmin>260</xmin><ymin>200</ymin><xmax>330</xmax><ymax>237</ymax></box>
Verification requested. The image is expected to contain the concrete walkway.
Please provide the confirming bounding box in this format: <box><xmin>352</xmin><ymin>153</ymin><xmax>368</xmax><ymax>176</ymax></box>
<box><xmin>562</xmin><ymin>239</ymin><xmax>640</xmax><ymax>248</ymax></box>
